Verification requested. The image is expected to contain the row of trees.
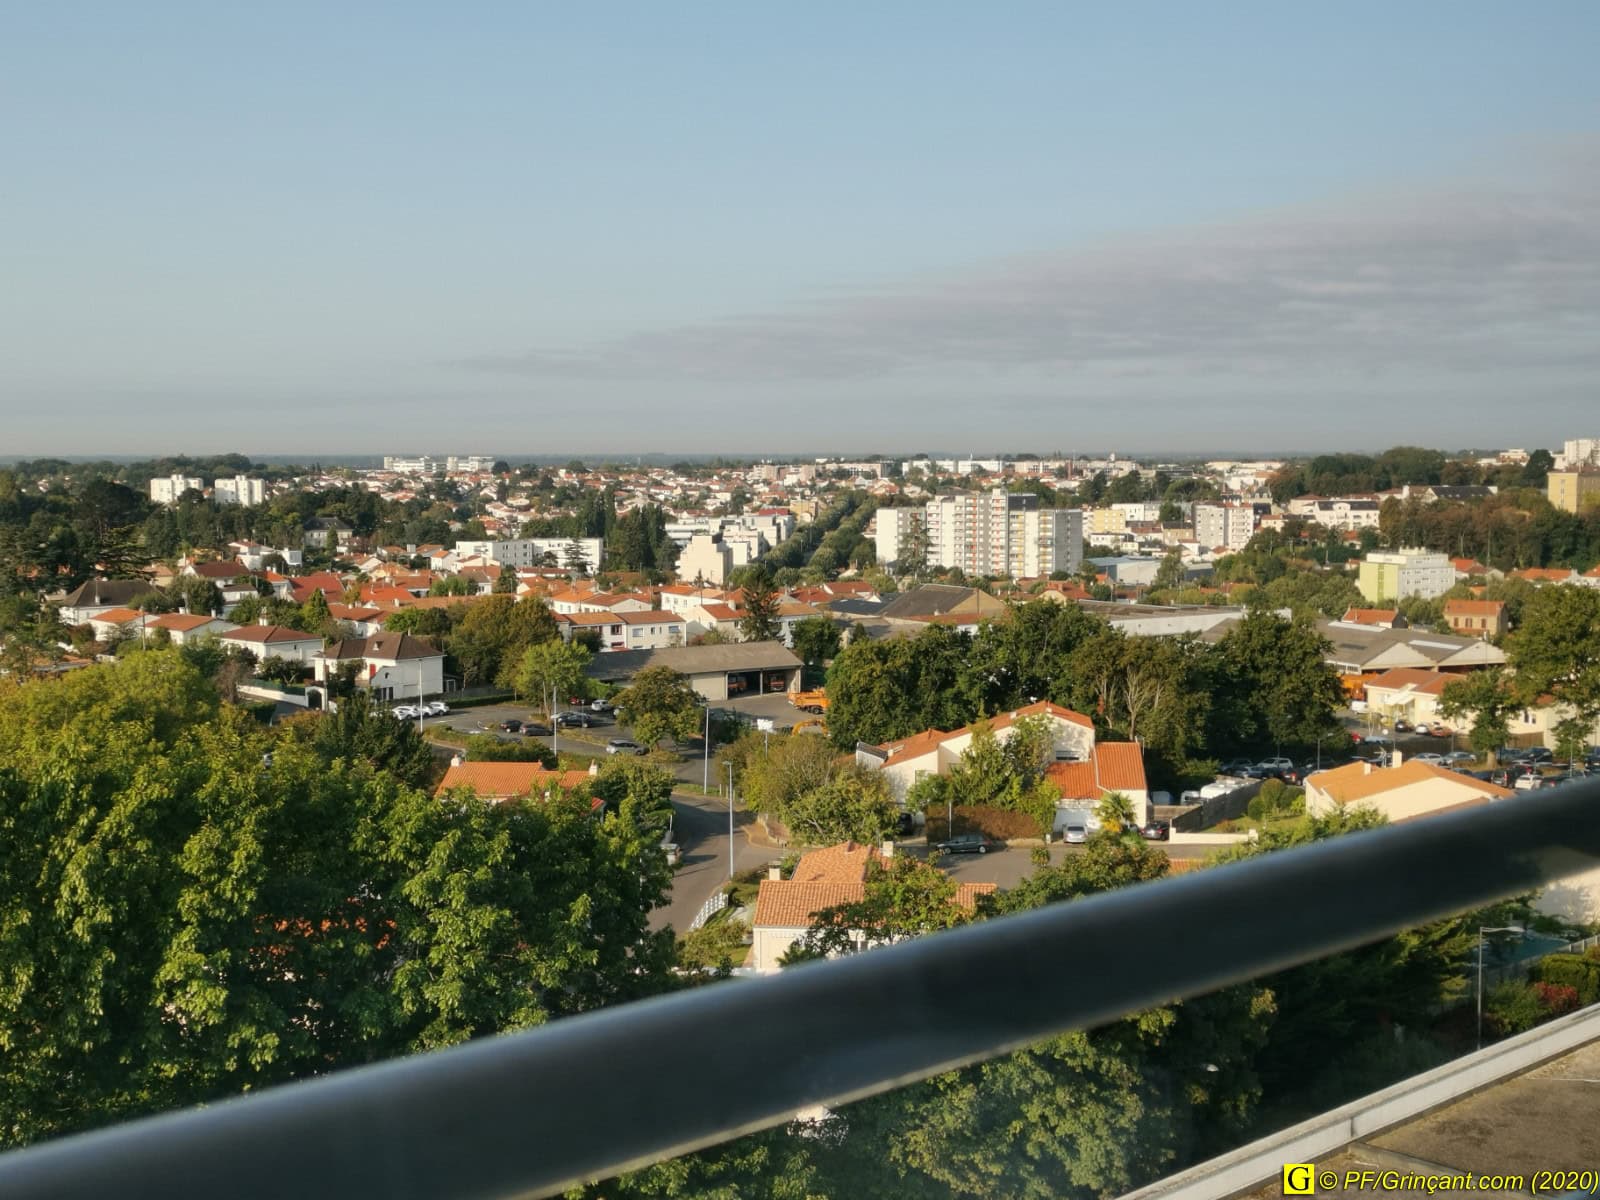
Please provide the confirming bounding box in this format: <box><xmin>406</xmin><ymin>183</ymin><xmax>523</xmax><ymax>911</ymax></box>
<box><xmin>823</xmin><ymin>601</ymin><xmax>1344</xmax><ymax>787</ymax></box>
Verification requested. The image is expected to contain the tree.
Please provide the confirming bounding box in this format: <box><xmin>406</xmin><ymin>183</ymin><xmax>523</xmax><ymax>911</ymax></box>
<box><xmin>0</xmin><ymin>651</ymin><xmax>675</xmax><ymax>1147</ymax></box>
<box><xmin>510</xmin><ymin>638</ymin><xmax>592</xmax><ymax>712</ymax></box>
<box><xmin>564</xmin><ymin>538</ymin><xmax>589</xmax><ymax>574</ymax></box>
<box><xmin>299</xmin><ymin>587</ymin><xmax>332</xmax><ymax>634</ymax></box>
<box><xmin>1438</xmin><ymin>668</ymin><xmax>1516</xmax><ymax>765</ymax></box>
<box><xmin>492</xmin><ymin>565</ymin><xmax>518</xmax><ymax>593</ymax></box>
<box><xmin>1152</xmin><ymin>547</ymin><xmax>1184</xmax><ymax>592</ymax></box>
<box><xmin>767</xmin><ymin>763</ymin><xmax>898</xmax><ymax>847</ymax></box>
<box><xmin>737</xmin><ymin>565</ymin><xmax>781</xmax><ymax>642</ymax></box>
<box><xmin>790</xmin><ymin>615</ymin><xmax>842</xmax><ymax>667</ymax></box>
<box><xmin>1096</xmin><ymin>790</ymin><xmax>1138</xmax><ymax>833</ymax></box>
<box><xmin>788</xmin><ymin>853</ymin><xmax>971</xmax><ymax>960</ymax></box>
<box><xmin>1508</xmin><ymin>585</ymin><xmax>1600</xmax><ymax>722</ymax></box>
<box><xmin>1212</xmin><ymin>609</ymin><xmax>1343</xmax><ymax>757</ymax></box>
<box><xmin>279</xmin><ymin>689</ymin><xmax>437</xmax><ymax>788</ymax></box>
<box><xmin>614</xmin><ymin>666</ymin><xmax>702</xmax><ymax>750</ymax></box>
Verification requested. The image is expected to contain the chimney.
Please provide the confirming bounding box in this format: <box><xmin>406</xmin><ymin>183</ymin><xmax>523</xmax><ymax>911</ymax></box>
<box><xmin>588</xmin><ymin>760</ymin><xmax>599</xmax><ymax>776</ymax></box>
<box><xmin>881</xmin><ymin>839</ymin><xmax>895</xmax><ymax>859</ymax></box>
<box><xmin>259</xmin><ymin>616</ymin><xmax>269</xmax><ymax>626</ymax></box>
<box><xmin>1391</xmin><ymin>749</ymin><xmax>1403</xmax><ymax>768</ymax></box>
<box><xmin>767</xmin><ymin>866</ymin><xmax>782</xmax><ymax>881</ymax></box>
<box><xmin>449</xmin><ymin>754</ymin><xmax>462</xmax><ymax>768</ymax></box>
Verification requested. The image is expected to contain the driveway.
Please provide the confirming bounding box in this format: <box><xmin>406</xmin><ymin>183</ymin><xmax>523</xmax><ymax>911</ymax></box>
<box><xmin>651</xmin><ymin>789</ymin><xmax>778</xmax><ymax>933</ymax></box>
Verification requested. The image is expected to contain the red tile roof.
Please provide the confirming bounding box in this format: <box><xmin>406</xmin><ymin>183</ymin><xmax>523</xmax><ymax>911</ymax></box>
<box><xmin>434</xmin><ymin>762</ymin><xmax>598</xmax><ymax>802</ymax></box>
<box><xmin>752</xmin><ymin>841</ymin><xmax>995</xmax><ymax>928</ymax></box>
<box><xmin>144</xmin><ymin>612</ymin><xmax>221</xmax><ymax>632</ymax></box>
<box><xmin>1364</xmin><ymin>667</ymin><xmax>1450</xmax><ymax>696</ymax></box>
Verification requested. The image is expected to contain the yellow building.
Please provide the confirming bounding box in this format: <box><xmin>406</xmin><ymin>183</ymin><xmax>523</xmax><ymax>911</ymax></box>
<box><xmin>1547</xmin><ymin>469</ymin><xmax>1600</xmax><ymax>514</ymax></box>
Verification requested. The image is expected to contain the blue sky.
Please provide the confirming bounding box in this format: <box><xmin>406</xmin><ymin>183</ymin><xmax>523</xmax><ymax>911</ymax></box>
<box><xmin>2</xmin><ymin>2</ymin><xmax>1597</xmax><ymax>456</ymax></box>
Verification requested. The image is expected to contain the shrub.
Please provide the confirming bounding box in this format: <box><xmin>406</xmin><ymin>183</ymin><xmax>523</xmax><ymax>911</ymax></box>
<box><xmin>1534</xmin><ymin>982</ymin><xmax>1581</xmax><ymax>1017</ymax></box>
<box><xmin>1530</xmin><ymin>952</ymin><xmax>1600</xmax><ymax>1006</ymax></box>
<box><xmin>464</xmin><ymin>734</ymin><xmax>557</xmax><ymax>767</ymax></box>
<box><xmin>925</xmin><ymin>805</ymin><xmax>1044</xmax><ymax>843</ymax></box>
<box><xmin>676</xmin><ymin>916</ymin><xmax>749</xmax><ymax>973</ymax></box>
<box><xmin>1485</xmin><ymin>981</ymin><xmax>1545</xmax><ymax>1038</ymax></box>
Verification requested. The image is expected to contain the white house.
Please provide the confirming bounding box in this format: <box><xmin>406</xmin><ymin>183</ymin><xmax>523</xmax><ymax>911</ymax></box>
<box><xmin>315</xmin><ymin>632</ymin><xmax>446</xmax><ymax>701</ymax></box>
<box><xmin>616</xmin><ymin>610</ymin><xmax>687</xmax><ymax>650</ymax></box>
<box><xmin>219</xmin><ymin>623</ymin><xmax>324</xmax><ymax>666</ymax></box>
<box><xmin>142</xmin><ymin>612</ymin><xmax>237</xmax><ymax>645</ymax></box>
<box><xmin>1305</xmin><ymin>759</ymin><xmax>1513</xmax><ymax>824</ymax></box>
<box><xmin>57</xmin><ymin>578</ymin><xmax>152</xmax><ymax>625</ymax></box>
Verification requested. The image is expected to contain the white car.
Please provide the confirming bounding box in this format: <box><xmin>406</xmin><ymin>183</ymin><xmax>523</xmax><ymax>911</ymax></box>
<box><xmin>391</xmin><ymin>706</ymin><xmax>418</xmax><ymax>719</ymax></box>
<box><xmin>1412</xmin><ymin>752</ymin><xmax>1446</xmax><ymax>765</ymax></box>
<box><xmin>422</xmin><ymin>700</ymin><xmax>449</xmax><ymax>717</ymax></box>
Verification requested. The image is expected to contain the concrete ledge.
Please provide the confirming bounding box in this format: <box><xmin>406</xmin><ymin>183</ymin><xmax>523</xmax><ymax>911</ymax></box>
<box><xmin>1117</xmin><ymin>1004</ymin><xmax>1600</xmax><ymax>1200</ymax></box>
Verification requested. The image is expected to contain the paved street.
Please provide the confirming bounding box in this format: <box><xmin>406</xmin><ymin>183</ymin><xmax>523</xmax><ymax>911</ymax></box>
<box><xmin>651</xmin><ymin>788</ymin><xmax>778</xmax><ymax>932</ymax></box>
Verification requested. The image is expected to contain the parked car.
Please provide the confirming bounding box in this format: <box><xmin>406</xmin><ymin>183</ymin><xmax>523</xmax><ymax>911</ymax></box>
<box><xmin>1062</xmin><ymin>824</ymin><xmax>1088</xmax><ymax>845</ymax></box>
<box><xmin>934</xmin><ymin>833</ymin><xmax>1000</xmax><ymax>855</ymax></box>
<box><xmin>1425</xmin><ymin>722</ymin><xmax>1453</xmax><ymax>737</ymax></box>
<box><xmin>1444</xmin><ymin>750</ymin><xmax>1476</xmax><ymax>764</ymax></box>
<box><xmin>1412</xmin><ymin>752</ymin><xmax>1446</xmax><ymax>765</ymax></box>
<box><xmin>392</xmin><ymin>705</ymin><xmax>418</xmax><ymax>719</ymax></box>
<box><xmin>892</xmin><ymin>811</ymin><xmax>916</xmax><ymax>837</ymax></box>
<box><xmin>1393</xmin><ymin>719</ymin><xmax>1412</xmax><ymax>733</ymax></box>
<box><xmin>1523</xmin><ymin>748</ymin><xmax>1554</xmax><ymax>764</ymax></box>
<box><xmin>1140</xmin><ymin>820</ymin><xmax>1170</xmax><ymax>841</ymax></box>
<box><xmin>1218</xmin><ymin>759</ymin><xmax>1256</xmax><ymax>777</ymax></box>
<box><xmin>422</xmin><ymin>700</ymin><xmax>449</xmax><ymax>717</ymax></box>
<box><xmin>554</xmin><ymin>711</ymin><xmax>593</xmax><ymax>728</ymax></box>
<box><xmin>1514</xmin><ymin>774</ymin><xmax>1551</xmax><ymax>791</ymax></box>
<box><xmin>499</xmin><ymin>718</ymin><xmax>523</xmax><ymax>733</ymax></box>
<box><xmin>591</xmin><ymin>699</ymin><xmax>615</xmax><ymax>713</ymax></box>
<box><xmin>1256</xmin><ymin>757</ymin><xmax>1295</xmax><ymax>776</ymax></box>
<box><xmin>522</xmin><ymin>722</ymin><xmax>551</xmax><ymax>737</ymax></box>
<box><xmin>606</xmin><ymin>739</ymin><xmax>646</xmax><ymax>756</ymax></box>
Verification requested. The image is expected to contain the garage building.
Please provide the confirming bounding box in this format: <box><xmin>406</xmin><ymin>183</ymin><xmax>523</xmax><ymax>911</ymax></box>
<box><xmin>583</xmin><ymin>641</ymin><xmax>803</xmax><ymax>703</ymax></box>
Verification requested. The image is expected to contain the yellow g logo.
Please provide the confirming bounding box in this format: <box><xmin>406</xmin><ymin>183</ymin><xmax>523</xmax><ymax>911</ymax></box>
<box><xmin>1284</xmin><ymin>1164</ymin><xmax>1316</xmax><ymax>1195</ymax></box>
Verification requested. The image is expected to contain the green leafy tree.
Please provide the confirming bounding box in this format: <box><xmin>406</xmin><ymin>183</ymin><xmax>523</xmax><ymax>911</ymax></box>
<box><xmin>614</xmin><ymin>665</ymin><xmax>702</xmax><ymax>750</ymax></box>
<box><xmin>1508</xmin><ymin>585</ymin><xmax>1600</xmax><ymax>722</ymax></box>
<box><xmin>510</xmin><ymin>637</ymin><xmax>592</xmax><ymax>711</ymax></box>
<box><xmin>1437</xmin><ymin>668</ymin><xmax>1516</xmax><ymax>765</ymax></box>
<box><xmin>0</xmin><ymin>651</ymin><xmax>675</xmax><ymax>1147</ymax></box>
<box><xmin>493</xmin><ymin>565</ymin><xmax>518</xmax><ymax>593</ymax></box>
<box><xmin>279</xmin><ymin>689</ymin><xmax>437</xmax><ymax>788</ymax></box>
<box><xmin>789</xmin><ymin>853</ymin><xmax>971</xmax><ymax>959</ymax></box>
<box><xmin>736</xmin><ymin>564</ymin><xmax>781</xmax><ymax>642</ymax></box>
<box><xmin>769</xmin><ymin>763</ymin><xmax>899</xmax><ymax>847</ymax></box>
<box><xmin>1212</xmin><ymin>609</ymin><xmax>1343</xmax><ymax>757</ymax></box>
<box><xmin>790</xmin><ymin>615</ymin><xmax>843</xmax><ymax>666</ymax></box>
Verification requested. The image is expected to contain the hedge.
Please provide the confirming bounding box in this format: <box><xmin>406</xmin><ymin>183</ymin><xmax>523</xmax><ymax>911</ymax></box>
<box><xmin>925</xmin><ymin>805</ymin><xmax>1045</xmax><ymax>843</ymax></box>
<box><xmin>1530</xmin><ymin>953</ymin><xmax>1600</xmax><ymax>1007</ymax></box>
<box><xmin>440</xmin><ymin>691</ymin><xmax>517</xmax><ymax>710</ymax></box>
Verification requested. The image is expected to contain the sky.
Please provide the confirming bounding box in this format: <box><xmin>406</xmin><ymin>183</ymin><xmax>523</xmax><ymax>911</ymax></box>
<box><xmin>2</xmin><ymin>1</ymin><xmax>1598</xmax><ymax>457</ymax></box>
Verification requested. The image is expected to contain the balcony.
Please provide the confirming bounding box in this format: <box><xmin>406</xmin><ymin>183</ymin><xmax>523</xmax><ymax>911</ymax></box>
<box><xmin>1</xmin><ymin>779</ymin><xmax>1597</xmax><ymax>1199</ymax></box>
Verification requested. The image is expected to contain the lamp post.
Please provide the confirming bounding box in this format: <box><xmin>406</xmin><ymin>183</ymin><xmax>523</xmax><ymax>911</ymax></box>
<box><xmin>1477</xmin><ymin>924</ymin><xmax>1525</xmax><ymax>1050</ymax></box>
<box><xmin>703</xmin><ymin>704</ymin><xmax>711</xmax><ymax>793</ymax></box>
<box><xmin>725</xmin><ymin>761</ymin><xmax>735</xmax><ymax>879</ymax></box>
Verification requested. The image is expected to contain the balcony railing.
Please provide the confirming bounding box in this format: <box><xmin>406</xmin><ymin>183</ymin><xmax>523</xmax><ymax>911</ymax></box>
<box><xmin>1</xmin><ymin>779</ymin><xmax>1597</xmax><ymax>1200</ymax></box>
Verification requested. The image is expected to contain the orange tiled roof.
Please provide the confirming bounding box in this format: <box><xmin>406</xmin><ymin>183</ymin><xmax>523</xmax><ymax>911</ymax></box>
<box><xmin>1093</xmin><ymin>742</ymin><xmax>1148</xmax><ymax>792</ymax></box>
<box><xmin>753</xmin><ymin>841</ymin><xmax>996</xmax><ymax>928</ymax></box>
<box><xmin>1443</xmin><ymin>599</ymin><xmax>1505</xmax><ymax>616</ymax></box>
<box><xmin>1364</xmin><ymin>667</ymin><xmax>1450</xmax><ymax>695</ymax></box>
<box><xmin>1341</xmin><ymin>607</ymin><xmax>1399</xmax><ymax>625</ymax></box>
<box><xmin>90</xmin><ymin>606</ymin><xmax>147</xmax><ymax>624</ymax></box>
<box><xmin>879</xmin><ymin>701</ymin><xmax>1093</xmax><ymax>766</ymax></box>
<box><xmin>434</xmin><ymin>763</ymin><xmax>597</xmax><ymax>801</ymax></box>
<box><xmin>617</xmin><ymin>609</ymin><xmax>684</xmax><ymax>626</ymax></box>
<box><xmin>143</xmin><ymin>612</ymin><xmax>219</xmax><ymax>632</ymax></box>
<box><xmin>1307</xmin><ymin>759</ymin><xmax>1513</xmax><ymax>806</ymax></box>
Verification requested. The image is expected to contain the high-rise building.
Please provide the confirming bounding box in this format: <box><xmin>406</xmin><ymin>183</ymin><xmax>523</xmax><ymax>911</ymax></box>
<box><xmin>445</xmin><ymin>456</ymin><xmax>496</xmax><ymax>473</ymax></box>
<box><xmin>149</xmin><ymin>474</ymin><xmax>203</xmax><ymax>504</ymax></box>
<box><xmin>454</xmin><ymin>538</ymin><xmax>604</xmax><ymax>574</ymax></box>
<box><xmin>875</xmin><ymin>490</ymin><xmax>1082</xmax><ymax>578</ymax></box>
<box><xmin>212</xmin><ymin>476</ymin><xmax>266</xmax><ymax>506</ymax></box>
<box><xmin>1193</xmin><ymin>502</ymin><xmax>1257</xmax><ymax>552</ymax></box>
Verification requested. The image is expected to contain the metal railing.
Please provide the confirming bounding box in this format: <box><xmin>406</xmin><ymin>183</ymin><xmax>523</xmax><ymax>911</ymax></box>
<box><xmin>2</xmin><ymin>778</ymin><xmax>1599</xmax><ymax>1200</ymax></box>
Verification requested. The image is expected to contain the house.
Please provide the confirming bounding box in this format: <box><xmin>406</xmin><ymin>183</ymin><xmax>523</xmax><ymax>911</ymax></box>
<box><xmin>56</xmin><ymin>578</ymin><xmax>153</xmax><ymax>624</ymax></box>
<box><xmin>182</xmin><ymin>560</ymin><xmax>263</xmax><ymax>612</ymax></box>
<box><xmin>1450</xmin><ymin>557</ymin><xmax>1499</xmax><ymax>581</ymax></box>
<box><xmin>1317</xmin><ymin>620</ymin><xmax>1507</xmax><ymax>674</ymax></box>
<box><xmin>1443</xmin><ymin>599</ymin><xmax>1507</xmax><ymax>639</ymax></box>
<box><xmin>434</xmin><ymin>761</ymin><xmax>600</xmax><ymax>806</ymax></box>
<box><xmin>142</xmin><ymin>612</ymin><xmax>237</xmax><ymax>645</ymax></box>
<box><xmin>1304</xmin><ymin>759</ymin><xmax>1513</xmax><ymax>824</ymax></box>
<box><xmin>219</xmin><ymin>623</ymin><xmax>324</xmax><ymax>665</ymax></box>
<box><xmin>854</xmin><ymin>700</ymin><xmax>1148</xmax><ymax>832</ymax></box>
<box><xmin>315</xmin><ymin>633</ymin><xmax>446</xmax><ymax>702</ymax></box>
<box><xmin>326</xmin><ymin>603</ymin><xmax>388</xmax><ymax>637</ymax></box>
<box><xmin>616</xmin><ymin>610</ymin><xmax>687</xmax><ymax>651</ymax></box>
<box><xmin>286</xmin><ymin>572</ymin><xmax>347</xmax><ymax>605</ymax></box>
<box><xmin>1361</xmin><ymin>668</ymin><xmax>1454</xmax><ymax>727</ymax></box>
<box><xmin>302</xmin><ymin>517</ymin><xmax>354</xmax><ymax>550</ymax></box>
<box><xmin>86</xmin><ymin>607</ymin><xmax>150</xmax><ymax>643</ymax></box>
<box><xmin>1509</xmin><ymin>567</ymin><xmax>1578</xmax><ymax>586</ymax></box>
<box><xmin>749</xmin><ymin>841</ymin><xmax>995</xmax><ymax>973</ymax></box>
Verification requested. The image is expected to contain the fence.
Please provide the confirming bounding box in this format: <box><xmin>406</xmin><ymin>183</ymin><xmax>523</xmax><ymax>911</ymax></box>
<box><xmin>1</xmin><ymin>777</ymin><xmax>1598</xmax><ymax>1200</ymax></box>
<box><xmin>688</xmin><ymin>890</ymin><xmax>728</xmax><ymax>931</ymax></box>
<box><xmin>1483</xmin><ymin>931</ymin><xmax>1600</xmax><ymax>989</ymax></box>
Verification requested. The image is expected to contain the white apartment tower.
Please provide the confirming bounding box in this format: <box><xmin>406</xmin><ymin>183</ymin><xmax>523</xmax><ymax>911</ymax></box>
<box><xmin>876</xmin><ymin>490</ymin><xmax>1082</xmax><ymax>577</ymax></box>
<box><xmin>149</xmin><ymin>474</ymin><xmax>204</xmax><ymax>503</ymax></box>
<box><xmin>212</xmin><ymin>476</ymin><xmax>266</xmax><ymax>506</ymax></box>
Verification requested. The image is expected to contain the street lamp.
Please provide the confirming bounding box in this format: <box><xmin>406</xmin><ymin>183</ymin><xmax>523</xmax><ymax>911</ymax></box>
<box><xmin>725</xmin><ymin>761</ymin><xmax>735</xmax><ymax>879</ymax></box>
<box><xmin>703</xmin><ymin>704</ymin><xmax>711</xmax><ymax>793</ymax></box>
<box><xmin>1477</xmin><ymin>924</ymin><xmax>1525</xmax><ymax>1050</ymax></box>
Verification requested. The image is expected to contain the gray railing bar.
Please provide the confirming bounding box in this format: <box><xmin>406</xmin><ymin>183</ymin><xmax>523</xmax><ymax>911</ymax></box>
<box><xmin>2</xmin><ymin>778</ymin><xmax>1598</xmax><ymax>1200</ymax></box>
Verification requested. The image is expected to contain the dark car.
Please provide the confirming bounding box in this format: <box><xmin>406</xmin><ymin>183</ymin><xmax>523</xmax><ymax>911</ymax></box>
<box><xmin>1522</xmin><ymin>747</ymin><xmax>1554</xmax><ymax>764</ymax></box>
<box><xmin>522</xmin><ymin>722</ymin><xmax>551</xmax><ymax>737</ymax></box>
<box><xmin>892</xmin><ymin>811</ymin><xmax>916</xmax><ymax>837</ymax></box>
<box><xmin>1140</xmin><ymin>820</ymin><xmax>1170</xmax><ymax>841</ymax></box>
<box><xmin>934</xmin><ymin>833</ymin><xmax>1000</xmax><ymax>855</ymax></box>
<box><xmin>554</xmin><ymin>711</ymin><xmax>593</xmax><ymax>728</ymax></box>
<box><xmin>499</xmin><ymin>718</ymin><xmax>523</xmax><ymax>733</ymax></box>
<box><xmin>1218</xmin><ymin>759</ymin><xmax>1256</xmax><ymax>777</ymax></box>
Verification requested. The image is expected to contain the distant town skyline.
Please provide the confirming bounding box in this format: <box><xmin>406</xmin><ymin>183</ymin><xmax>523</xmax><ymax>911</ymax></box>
<box><xmin>3</xmin><ymin>3</ymin><xmax>1597</xmax><ymax>454</ymax></box>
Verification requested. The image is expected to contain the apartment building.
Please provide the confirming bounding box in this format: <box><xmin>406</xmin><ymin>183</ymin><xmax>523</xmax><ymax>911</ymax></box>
<box><xmin>1548</xmin><ymin>469</ymin><xmax>1600</xmax><ymax>515</ymax></box>
<box><xmin>876</xmin><ymin>490</ymin><xmax>1082</xmax><ymax>578</ymax></box>
<box><xmin>212</xmin><ymin>475</ymin><xmax>266</xmax><ymax>506</ymax></box>
<box><xmin>1193</xmin><ymin>502</ymin><xmax>1257</xmax><ymax>552</ymax></box>
<box><xmin>454</xmin><ymin>537</ymin><xmax>604</xmax><ymax>574</ymax></box>
<box><xmin>149</xmin><ymin>474</ymin><xmax>203</xmax><ymax>503</ymax></box>
<box><xmin>1357</xmin><ymin>548</ymin><xmax>1455</xmax><ymax>603</ymax></box>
